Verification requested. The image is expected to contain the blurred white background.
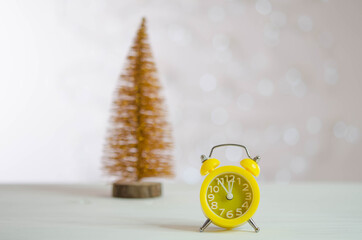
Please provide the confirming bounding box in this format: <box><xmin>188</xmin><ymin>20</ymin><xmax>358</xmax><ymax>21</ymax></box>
<box><xmin>0</xmin><ymin>0</ymin><xmax>361</xmax><ymax>183</ymax></box>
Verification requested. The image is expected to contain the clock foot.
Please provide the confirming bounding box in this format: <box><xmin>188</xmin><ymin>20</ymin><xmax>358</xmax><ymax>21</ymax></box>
<box><xmin>199</xmin><ymin>218</ymin><xmax>212</xmax><ymax>232</ymax></box>
<box><xmin>248</xmin><ymin>218</ymin><xmax>260</xmax><ymax>233</ymax></box>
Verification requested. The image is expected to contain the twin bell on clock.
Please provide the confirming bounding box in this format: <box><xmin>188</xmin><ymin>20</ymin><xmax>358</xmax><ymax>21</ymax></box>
<box><xmin>199</xmin><ymin>143</ymin><xmax>261</xmax><ymax>232</ymax></box>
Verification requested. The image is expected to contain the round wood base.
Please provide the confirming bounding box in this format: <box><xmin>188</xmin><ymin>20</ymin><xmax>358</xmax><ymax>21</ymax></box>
<box><xmin>112</xmin><ymin>182</ymin><xmax>162</xmax><ymax>198</ymax></box>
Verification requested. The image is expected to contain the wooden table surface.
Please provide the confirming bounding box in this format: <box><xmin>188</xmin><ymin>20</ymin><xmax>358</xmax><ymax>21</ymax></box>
<box><xmin>0</xmin><ymin>183</ymin><xmax>361</xmax><ymax>240</ymax></box>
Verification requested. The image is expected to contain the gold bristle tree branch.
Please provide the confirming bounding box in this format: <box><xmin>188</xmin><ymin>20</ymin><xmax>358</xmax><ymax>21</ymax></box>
<box><xmin>103</xmin><ymin>18</ymin><xmax>173</xmax><ymax>182</ymax></box>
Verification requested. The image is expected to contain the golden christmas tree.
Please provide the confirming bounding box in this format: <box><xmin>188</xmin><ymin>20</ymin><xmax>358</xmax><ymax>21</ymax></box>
<box><xmin>103</xmin><ymin>18</ymin><xmax>173</xmax><ymax>190</ymax></box>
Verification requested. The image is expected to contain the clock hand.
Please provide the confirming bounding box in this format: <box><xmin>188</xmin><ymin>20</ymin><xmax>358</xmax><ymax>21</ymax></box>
<box><xmin>230</xmin><ymin>179</ymin><xmax>234</xmax><ymax>194</ymax></box>
<box><xmin>227</xmin><ymin>180</ymin><xmax>235</xmax><ymax>194</ymax></box>
<box><xmin>226</xmin><ymin>180</ymin><xmax>234</xmax><ymax>200</ymax></box>
<box><xmin>217</xmin><ymin>179</ymin><xmax>228</xmax><ymax>193</ymax></box>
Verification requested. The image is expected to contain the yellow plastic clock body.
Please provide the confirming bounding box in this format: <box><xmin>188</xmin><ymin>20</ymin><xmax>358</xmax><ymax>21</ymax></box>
<box><xmin>200</xmin><ymin>165</ymin><xmax>260</xmax><ymax>229</ymax></box>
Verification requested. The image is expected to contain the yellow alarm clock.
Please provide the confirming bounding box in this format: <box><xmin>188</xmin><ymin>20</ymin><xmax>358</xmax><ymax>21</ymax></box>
<box><xmin>199</xmin><ymin>143</ymin><xmax>261</xmax><ymax>232</ymax></box>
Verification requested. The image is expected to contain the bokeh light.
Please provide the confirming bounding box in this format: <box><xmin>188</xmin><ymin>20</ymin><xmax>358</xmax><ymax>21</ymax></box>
<box><xmin>200</xmin><ymin>73</ymin><xmax>217</xmax><ymax>92</ymax></box>
<box><xmin>283</xmin><ymin>128</ymin><xmax>300</xmax><ymax>146</ymax></box>
<box><xmin>298</xmin><ymin>15</ymin><xmax>313</xmax><ymax>32</ymax></box>
<box><xmin>255</xmin><ymin>0</ymin><xmax>272</xmax><ymax>15</ymax></box>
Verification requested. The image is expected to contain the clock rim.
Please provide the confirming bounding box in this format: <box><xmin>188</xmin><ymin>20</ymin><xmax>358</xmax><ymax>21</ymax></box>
<box><xmin>200</xmin><ymin>165</ymin><xmax>260</xmax><ymax>229</ymax></box>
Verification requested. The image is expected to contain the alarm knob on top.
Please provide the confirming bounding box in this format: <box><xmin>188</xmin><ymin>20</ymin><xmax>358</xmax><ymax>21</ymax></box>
<box><xmin>200</xmin><ymin>155</ymin><xmax>220</xmax><ymax>176</ymax></box>
<box><xmin>240</xmin><ymin>158</ymin><xmax>260</xmax><ymax>177</ymax></box>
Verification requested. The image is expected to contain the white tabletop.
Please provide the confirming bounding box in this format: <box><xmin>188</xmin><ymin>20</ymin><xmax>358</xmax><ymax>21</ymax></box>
<box><xmin>0</xmin><ymin>183</ymin><xmax>361</xmax><ymax>240</ymax></box>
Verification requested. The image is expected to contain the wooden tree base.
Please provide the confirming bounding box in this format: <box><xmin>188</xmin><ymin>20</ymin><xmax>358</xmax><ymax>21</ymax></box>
<box><xmin>112</xmin><ymin>182</ymin><xmax>162</xmax><ymax>198</ymax></box>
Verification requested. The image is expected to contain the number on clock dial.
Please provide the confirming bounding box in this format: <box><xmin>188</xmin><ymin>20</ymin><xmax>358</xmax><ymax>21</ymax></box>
<box><xmin>206</xmin><ymin>173</ymin><xmax>253</xmax><ymax>219</ymax></box>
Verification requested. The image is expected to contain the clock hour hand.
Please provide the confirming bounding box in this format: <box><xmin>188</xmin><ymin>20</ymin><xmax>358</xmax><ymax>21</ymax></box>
<box><xmin>226</xmin><ymin>180</ymin><xmax>234</xmax><ymax>200</ymax></box>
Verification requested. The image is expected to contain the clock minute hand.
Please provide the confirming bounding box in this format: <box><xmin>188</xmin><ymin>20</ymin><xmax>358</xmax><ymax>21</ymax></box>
<box><xmin>217</xmin><ymin>179</ymin><xmax>228</xmax><ymax>193</ymax></box>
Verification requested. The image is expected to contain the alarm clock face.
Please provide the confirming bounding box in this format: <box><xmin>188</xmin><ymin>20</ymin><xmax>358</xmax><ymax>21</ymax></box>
<box><xmin>206</xmin><ymin>172</ymin><xmax>253</xmax><ymax>219</ymax></box>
